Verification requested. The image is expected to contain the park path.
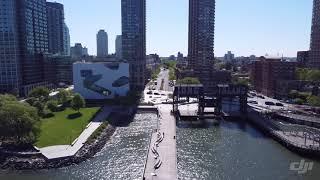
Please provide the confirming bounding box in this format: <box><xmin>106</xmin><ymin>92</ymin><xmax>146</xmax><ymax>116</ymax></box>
<box><xmin>39</xmin><ymin>106</ymin><xmax>112</xmax><ymax>159</ymax></box>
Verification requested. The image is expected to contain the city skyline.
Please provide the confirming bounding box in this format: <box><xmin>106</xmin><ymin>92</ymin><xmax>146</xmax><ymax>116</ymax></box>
<box><xmin>49</xmin><ymin>0</ymin><xmax>312</xmax><ymax>57</ymax></box>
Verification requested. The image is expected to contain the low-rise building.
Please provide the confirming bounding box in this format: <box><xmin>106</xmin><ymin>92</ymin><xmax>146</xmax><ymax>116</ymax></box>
<box><xmin>250</xmin><ymin>56</ymin><xmax>297</xmax><ymax>97</ymax></box>
<box><xmin>45</xmin><ymin>55</ymin><xmax>76</xmax><ymax>86</ymax></box>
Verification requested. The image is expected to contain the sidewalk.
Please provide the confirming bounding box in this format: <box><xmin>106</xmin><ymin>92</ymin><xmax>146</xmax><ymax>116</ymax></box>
<box><xmin>39</xmin><ymin>106</ymin><xmax>112</xmax><ymax>159</ymax></box>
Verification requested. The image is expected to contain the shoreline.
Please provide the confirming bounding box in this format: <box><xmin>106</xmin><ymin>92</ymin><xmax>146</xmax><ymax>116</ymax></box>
<box><xmin>0</xmin><ymin>125</ymin><xmax>116</xmax><ymax>170</ymax></box>
<box><xmin>246</xmin><ymin>108</ymin><xmax>320</xmax><ymax>159</ymax></box>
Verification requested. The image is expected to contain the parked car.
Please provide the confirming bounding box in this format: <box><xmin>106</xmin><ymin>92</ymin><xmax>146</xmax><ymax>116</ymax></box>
<box><xmin>248</xmin><ymin>100</ymin><xmax>258</xmax><ymax>104</ymax></box>
<box><xmin>275</xmin><ymin>102</ymin><xmax>284</xmax><ymax>107</ymax></box>
<box><xmin>265</xmin><ymin>101</ymin><xmax>275</xmax><ymax>106</ymax></box>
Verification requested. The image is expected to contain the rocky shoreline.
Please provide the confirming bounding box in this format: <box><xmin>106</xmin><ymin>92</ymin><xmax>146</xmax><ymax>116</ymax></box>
<box><xmin>0</xmin><ymin>125</ymin><xmax>116</xmax><ymax>170</ymax></box>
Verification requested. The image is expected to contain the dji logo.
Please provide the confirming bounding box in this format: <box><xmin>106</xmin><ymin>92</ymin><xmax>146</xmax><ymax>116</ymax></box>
<box><xmin>290</xmin><ymin>160</ymin><xmax>314</xmax><ymax>174</ymax></box>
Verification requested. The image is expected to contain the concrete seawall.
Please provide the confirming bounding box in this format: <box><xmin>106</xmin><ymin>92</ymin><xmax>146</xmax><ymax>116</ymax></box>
<box><xmin>247</xmin><ymin>108</ymin><xmax>320</xmax><ymax>158</ymax></box>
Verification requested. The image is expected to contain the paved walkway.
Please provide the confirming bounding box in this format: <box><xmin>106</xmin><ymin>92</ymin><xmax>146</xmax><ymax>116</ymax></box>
<box><xmin>144</xmin><ymin>104</ymin><xmax>177</xmax><ymax>180</ymax></box>
<box><xmin>39</xmin><ymin>106</ymin><xmax>112</xmax><ymax>159</ymax></box>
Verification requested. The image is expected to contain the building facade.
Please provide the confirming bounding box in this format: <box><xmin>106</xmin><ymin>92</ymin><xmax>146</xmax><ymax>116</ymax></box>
<box><xmin>309</xmin><ymin>0</ymin><xmax>320</xmax><ymax>69</ymax></box>
<box><xmin>121</xmin><ymin>0</ymin><xmax>146</xmax><ymax>91</ymax></box>
<box><xmin>297</xmin><ymin>51</ymin><xmax>309</xmax><ymax>67</ymax></box>
<box><xmin>97</xmin><ymin>30</ymin><xmax>108</xmax><ymax>57</ymax></box>
<box><xmin>63</xmin><ymin>23</ymin><xmax>71</xmax><ymax>55</ymax></box>
<box><xmin>73</xmin><ymin>62</ymin><xmax>129</xmax><ymax>99</ymax></box>
<box><xmin>45</xmin><ymin>55</ymin><xmax>75</xmax><ymax>86</ymax></box>
<box><xmin>115</xmin><ymin>35</ymin><xmax>123</xmax><ymax>59</ymax></box>
<box><xmin>0</xmin><ymin>0</ymin><xmax>52</xmax><ymax>96</ymax></box>
<box><xmin>188</xmin><ymin>0</ymin><xmax>216</xmax><ymax>92</ymax></box>
<box><xmin>250</xmin><ymin>56</ymin><xmax>297</xmax><ymax>97</ymax></box>
<box><xmin>46</xmin><ymin>2</ymin><xmax>65</xmax><ymax>55</ymax></box>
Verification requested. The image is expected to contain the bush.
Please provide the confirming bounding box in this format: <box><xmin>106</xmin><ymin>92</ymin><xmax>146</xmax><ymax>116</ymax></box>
<box><xmin>177</xmin><ymin>77</ymin><xmax>201</xmax><ymax>84</ymax></box>
<box><xmin>47</xmin><ymin>100</ymin><xmax>59</xmax><ymax>112</ymax></box>
<box><xmin>294</xmin><ymin>98</ymin><xmax>305</xmax><ymax>105</ymax></box>
<box><xmin>57</xmin><ymin>89</ymin><xmax>71</xmax><ymax>105</ymax></box>
<box><xmin>28</xmin><ymin>86</ymin><xmax>50</xmax><ymax>101</ymax></box>
<box><xmin>307</xmin><ymin>95</ymin><xmax>320</xmax><ymax>107</ymax></box>
<box><xmin>87</xmin><ymin>121</ymin><xmax>108</xmax><ymax>144</ymax></box>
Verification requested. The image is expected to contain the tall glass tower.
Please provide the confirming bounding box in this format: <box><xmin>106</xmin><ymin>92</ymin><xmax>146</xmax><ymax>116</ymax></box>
<box><xmin>309</xmin><ymin>0</ymin><xmax>320</xmax><ymax>69</ymax></box>
<box><xmin>188</xmin><ymin>0</ymin><xmax>216</xmax><ymax>91</ymax></box>
<box><xmin>46</xmin><ymin>2</ymin><xmax>65</xmax><ymax>55</ymax></box>
<box><xmin>0</xmin><ymin>0</ymin><xmax>49</xmax><ymax>96</ymax></box>
<box><xmin>97</xmin><ymin>30</ymin><xmax>109</xmax><ymax>57</ymax></box>
<box><xmin>121</xmin><ymin>0</ymin><xmax>146</xmax><ymax>91</ymax></box>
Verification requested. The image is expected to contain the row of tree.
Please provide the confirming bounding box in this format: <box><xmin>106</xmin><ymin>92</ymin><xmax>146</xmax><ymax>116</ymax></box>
<box><xmin>26</xmin><ymin>87</ymin><xmax>85</xmax><ymax>117</ymax></box>
<box><xmin>289</xmin><ymin>90</ymin><xmax>320</xmax><ymax>107</ymax></box>
<box><xmin>296</xmin><ymin>68</ymin><xmax>320</xmax><ymax>82</ymax></box>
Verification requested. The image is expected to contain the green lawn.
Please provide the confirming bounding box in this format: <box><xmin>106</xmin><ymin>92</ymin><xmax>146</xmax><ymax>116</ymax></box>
<box><xmin>35</xmin><ymin>107</ymin><xmax>100</xmax><ymax>148</ymax></box>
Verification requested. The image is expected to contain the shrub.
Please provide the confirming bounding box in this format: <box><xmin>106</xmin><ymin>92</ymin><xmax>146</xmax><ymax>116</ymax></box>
<box><xmin>47</xmin><ymin>100</ymin><xmax>59</xmax><ymax>112</ymax></box>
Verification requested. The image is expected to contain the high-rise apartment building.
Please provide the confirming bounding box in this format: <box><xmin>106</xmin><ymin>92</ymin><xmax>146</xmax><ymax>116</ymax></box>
<box><xmin>121</xmin><ymin>0</ymin><xmax>146</xmax><ymax>91</ymax></box>
<box><xmin>309</xmin><ymin>0</ymin><xmax>320</xmax><ymax>69</ymax></box>
<box><xmin>46</xmin><ymin>2</ymin><xmax>65</xmax><ymax>55</ymax></box>
<box><xmin>188</xmin><ymin>0</ymin><xmax>216</xmax><ymax>91</ymax></box>
<box><xmin>0</xmin><ymin>0</ymin><xmax>51</xmax><ymax>96</ymax></box>
<box><xmin>116</xmin><ymin>35</ymin><xmax>123</xmax><ymax>59</ymax></box>
<box><xmin>63</xmin><ymin>23</ymin><xmax>71</xmax><ymax>56</ymax></box>
<box><xmin>97</xmin><ymin>30</ymin><xmax>108</xmax><ymax>57</ymax></box>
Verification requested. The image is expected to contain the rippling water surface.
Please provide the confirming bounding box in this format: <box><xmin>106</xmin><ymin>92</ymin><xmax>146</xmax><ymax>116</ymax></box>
<box><xmin>0</xmin><ymin>113</ymin><xmax>157</xmax><ymax>180</ymax></box>
<box><xmin>177</xmin><ymin>120</ymin><xmax>320</xmax><ymax>180</ymax></box>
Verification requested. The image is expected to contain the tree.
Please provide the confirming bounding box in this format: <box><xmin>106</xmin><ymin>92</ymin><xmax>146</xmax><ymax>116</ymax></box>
<box><xmin>47</xmin><ymin>100</ymin><xmax>59</xmax><ymax>112</ymax></box>
<box><xmin>0</xmin><ymin>94</ymin><xmax>17</xmax><ymax>106</ymax></box>
<box><xmin>57</xmin><ymin>89</ymin><xmax>71</xmax><ymax>104</ymax></box>
<box><xmin>28</xmin><ymin>86</ymin><xmax>50</xmax><ymax>101</ymax></box>
<box><xmin>71</xmin><ymin>94</ymin><xmax>85</xmax><ymax>112</ymax></box>
<box><xmin>307</xmin><ymin>95</ymin><xmax>320</xmax><ymax>107</ymax></box>
<box><xmin>0</xmin><ymin>101</ymin><xmax>41</xmax><ymax>145</ymax></box>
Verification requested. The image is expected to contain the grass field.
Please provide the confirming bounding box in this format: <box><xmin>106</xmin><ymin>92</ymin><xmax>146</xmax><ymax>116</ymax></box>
<box><xmin>35</xmin><ymin>107</ymin><xmax>100</xmax><ymax>148</ymax></box>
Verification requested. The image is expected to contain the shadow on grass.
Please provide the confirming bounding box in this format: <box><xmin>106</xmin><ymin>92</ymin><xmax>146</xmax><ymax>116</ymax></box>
<box><xmin>68</xmin><ymin>112</ymin><xmax>82</xmax><ymax>119</ymax></box>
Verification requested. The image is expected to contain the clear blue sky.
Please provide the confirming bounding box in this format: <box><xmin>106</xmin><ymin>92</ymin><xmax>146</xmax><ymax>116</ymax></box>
<box><xmin>50</xmin><ymin>0</ymin><xmax>312</xmax><ymax>57</ymax></box>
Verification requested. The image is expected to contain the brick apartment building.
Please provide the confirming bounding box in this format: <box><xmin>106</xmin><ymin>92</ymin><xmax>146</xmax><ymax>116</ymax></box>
<box><xmin>250</xmin><ymin>56</ymin><xmax>297</xmax><ymax>97</ymax></box>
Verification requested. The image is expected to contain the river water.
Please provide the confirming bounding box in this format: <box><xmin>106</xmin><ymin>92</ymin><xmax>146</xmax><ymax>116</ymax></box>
<box><xmin>0</xmin><ymin>113</ymin><xmax>157</xmax><ymax>180</ymax></box>
<box><xmin>1</xmin><ymin>112</ymin><xmax>320</xmax><ymax>180</ymax></box>
<box><xmin>177</xmin><ymin>119</ymin><xmax>320</xmax><ymax>180</ymax></box>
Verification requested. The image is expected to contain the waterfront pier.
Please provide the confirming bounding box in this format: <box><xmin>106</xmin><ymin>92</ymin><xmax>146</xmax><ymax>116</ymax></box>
<box><xmin>143</xmin><ymin>104</ymin><xmax>177</xmax><ymax>180</ymax></box>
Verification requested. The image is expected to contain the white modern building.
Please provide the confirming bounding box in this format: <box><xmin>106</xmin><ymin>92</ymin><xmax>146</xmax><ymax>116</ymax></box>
<box><xmin>73</xmin><ymin>62</ymin><xmax>129</xmax><ymax>99</ymax></box>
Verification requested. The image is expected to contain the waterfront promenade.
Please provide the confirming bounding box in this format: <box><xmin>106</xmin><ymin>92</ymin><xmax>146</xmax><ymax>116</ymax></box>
<box><xmin>144</xmin><ymin>104</ymin><xmax>177</xmax><ymax>180</ymax></box>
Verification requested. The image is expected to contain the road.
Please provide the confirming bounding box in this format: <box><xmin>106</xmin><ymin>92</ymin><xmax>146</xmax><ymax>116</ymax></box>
<box><xmin>156</xmin><ymin>68</ymin><xmax>173</xmax><ymax>92</ymax></box>
<box><xmin>144</xmin><ymin>68</ymin><xmax>174</xmax><ymax>105</ymax></box>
